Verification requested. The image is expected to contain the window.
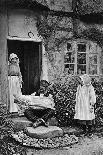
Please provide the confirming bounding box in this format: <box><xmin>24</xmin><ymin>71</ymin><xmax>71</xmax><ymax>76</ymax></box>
<box><xmin>64</xmin><ymin>41</ymin><xmax>100</xmax><ymax>76</ymax></box>
<box><xmin>77</xmin><ymin>43</ymin><xmax>86</xmax><ymax>75</ymax></box>
<box><xmin>64</xmin><ymin>43</ymin><xmax>75</xmax><ymax>74</ymax></box>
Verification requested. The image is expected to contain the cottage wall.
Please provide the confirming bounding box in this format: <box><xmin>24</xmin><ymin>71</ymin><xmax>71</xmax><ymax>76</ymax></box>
<box><xmin>42</xmin><ymin>14</ymin><xmax>103</xmax><ymax>83</ymax></box>
<box><xmin>0</xmin><ymin>8</ymin><xmax>49</xmax><ymax>114</ymax></box>
<box><xmin>40</xmin><ymin>15</ymin><xmax>73</xmax><ymax>83</ymax></box>
<box><xmin>8</xmin><ymin>9</ymin><xmax>103</xmax><ymax>84</ymax></box>
<box><xmin>7</xmin><ymin>9</ymin><xmax>48</xmax><ymax>82</ymax></box>
<box><xmin>77</xmin><ymin>20</ymin><xmax>103</xmax><ymax>80</ymax></box>
<box><xmin>8</xmin><ymin>9</ymin><xmax>40</xmax><ymax>41</ymax></box>
<box><xmin>0</xmin><ymin>6</ymin><xmax>8</xmax><ymax>114</ymax></box>
<box><xmin>0</xmin><ymin>4</ymin><xmax>103</xmax><ymax>114</ymax></box>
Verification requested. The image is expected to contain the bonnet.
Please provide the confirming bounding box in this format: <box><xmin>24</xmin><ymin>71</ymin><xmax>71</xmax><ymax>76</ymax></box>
<box><xmin>9</xmin><ymin>53</ymin><xmax>18</xmax><ymax>62</ymax></box>
<box><xmin>80</xmin><ymin>74</ymin><xmax>91</xmax><ymax>86</ymax></box>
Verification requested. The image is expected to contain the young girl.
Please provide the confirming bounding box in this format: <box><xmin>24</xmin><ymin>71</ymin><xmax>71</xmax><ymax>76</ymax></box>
<box><xmin>74</xmin><ymin>74</ymin><xmax>96</xmax><ymax>134</ymax></box>
<box><xmin>8</xmin><ymin>53</ymin><xmax>22</xmax><ymax>113</ymax></box>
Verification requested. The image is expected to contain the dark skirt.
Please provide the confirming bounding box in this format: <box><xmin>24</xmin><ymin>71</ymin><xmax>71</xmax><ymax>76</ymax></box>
<box><xmin>24</xmin><ymin>107</ymin><xmax>55</xmax><ymax>123</ymax></box>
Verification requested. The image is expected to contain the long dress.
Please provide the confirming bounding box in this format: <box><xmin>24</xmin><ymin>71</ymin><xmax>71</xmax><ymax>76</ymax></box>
<box><xmin>74</xmin><ymin>84</ymin><xmax>96</xmax><ymax>120</ymax></box>
<box><xmin>8</xmin><ymin>63</ymin><xmax>22</xmax><ymax>113</ymax></box>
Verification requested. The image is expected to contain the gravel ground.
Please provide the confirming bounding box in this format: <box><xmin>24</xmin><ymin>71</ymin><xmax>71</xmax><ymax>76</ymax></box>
<box><xmin>3</xmin><ymin>133</ymin><xmax>103</xmax><ymax>155</ymax></box>
<box><xmin>1</xmin><ymin>121</ymin><xmax>103</xmax><ymax>155</ymax></box>
<box><xmin>25</xmin><ymin>133</ymin><xmax>103</xmax><ymax>155</ymax></box>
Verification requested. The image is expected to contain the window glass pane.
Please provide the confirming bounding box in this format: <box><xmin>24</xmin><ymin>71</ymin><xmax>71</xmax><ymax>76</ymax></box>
<box><xmin>77</xmin><ymin>53</ymin><xmax>86</xmax><ymax>64</ymax></box>
<box><xmin>89</xmin><ymin>54</ymin><xmax>97</xmax><ymax>64</ymax></box>
<box><xmin>89</xmin><ymin>65</ymin><xmax>97</xmax><ymax>75</ymax></box>
<box><xmin>64</xmin><ymin>64</ymin><xmax>74</xmax><ymax>74</ymax></box>
<box><xmin>78</xmin><ymin>44</ymin><xmax>86</xmax><ymax>52</ymax></box>
<box><xmin>64</xmin><ymin>52</ymin><xmax>75</xmax><ymax>63</ymax></box>
<box><xmin>89</xmin><ymin>54</ymin><xmax>98</xmax><ymax>75</ymax></box>
<box><xmin>89</xmin><ymin>43</ymin><xmax>98</xmax><ymax>54</ymax></box>
<box><xmin>67</xmin><ymin>43</ymin><xmax>72</xmax><ymax>51</ymax></box>
<box><xmin>77</xmin><ymin>65</ymin><xmax>86</xmax><ymax>74</ymax></box>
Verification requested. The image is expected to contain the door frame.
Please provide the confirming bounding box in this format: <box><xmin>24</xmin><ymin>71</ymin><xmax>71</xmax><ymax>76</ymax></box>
<box><xmin>7</xmin><ymin>36</ymin><xmax>42</xmax><ymax>111</ymax></box>
<box><xmin>7</xmin><ymin>36</ymin><xmax>42</xmax><ymax>42</ymax></box>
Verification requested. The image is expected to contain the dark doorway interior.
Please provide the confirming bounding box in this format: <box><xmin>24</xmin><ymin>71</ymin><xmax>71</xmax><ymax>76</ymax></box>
<box><xmin>7</xmin><ymin>39</ymin><xmax>42</xmax><ymax>95</ymax></box>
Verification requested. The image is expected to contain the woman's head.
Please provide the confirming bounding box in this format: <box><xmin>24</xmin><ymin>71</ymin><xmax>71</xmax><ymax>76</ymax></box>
<box><xmin>40</xmin><ymin>80</ymin><xmax>50</xmax><ymax>96</ymax></box>
<box><xmin>9</xmin><ymin>53</ymin><xmax>19</xmax><ymax>64</ymax></box>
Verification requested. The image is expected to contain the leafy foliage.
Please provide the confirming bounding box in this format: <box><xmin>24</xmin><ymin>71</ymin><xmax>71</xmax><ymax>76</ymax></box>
<box><xmin>40</xmin><ymin>76</ymin><xmax>103</xmax><ymax>127</ymax></box>
<box><xmin>40</xmin><ymin>75</ymin><xmax>81</xmax><ymax>126</ymax></box>
<box><xmin>0</xmin><ymin>119</ymin><xmax>28</xmax><ymax>155</ymax></box>
<box><xmin>91</xmin><ymin>78</ymin><xmax>103</xmax><ymax>126</ymax></box>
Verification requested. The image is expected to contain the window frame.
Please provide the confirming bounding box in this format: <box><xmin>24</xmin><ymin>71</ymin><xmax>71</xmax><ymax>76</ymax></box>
<box><xmin>64</xmin><ymin>40</ymin><xmax>100</xmax><ymax>77</ymax></box>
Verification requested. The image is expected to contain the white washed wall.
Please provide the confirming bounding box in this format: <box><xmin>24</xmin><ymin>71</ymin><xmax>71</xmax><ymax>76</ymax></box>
<box><xmin>0</xmin><ymin>6</ymin><xmax>8</xmax><ymax>114</ymax></box>
<box><xmin>8</xmin><ymin>9</ymin><xmax>40</xmax><ymax>41</ymax></box>
<box><xmin>8</xmin><ymin>9</ymin><xmax>49</xmax><ymax>82</ymax></box>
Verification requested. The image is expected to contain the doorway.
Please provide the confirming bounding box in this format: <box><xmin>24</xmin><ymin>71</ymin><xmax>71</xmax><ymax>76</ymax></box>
<box><xmin>7</xmin><ymin>39</ymin><xmax>42</xmax><ymax>95</ymax></box>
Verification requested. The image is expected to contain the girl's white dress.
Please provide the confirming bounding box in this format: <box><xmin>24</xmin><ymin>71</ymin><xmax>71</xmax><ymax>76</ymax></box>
<box><xmin>8</xmin><ymin>63</ymin><xmax>22</xmax><ymax>113</ymax></box>
<box><xmin>74</xmin><ymin>84</ymin><xmax>96</xmax><ymax>120</ymax></box>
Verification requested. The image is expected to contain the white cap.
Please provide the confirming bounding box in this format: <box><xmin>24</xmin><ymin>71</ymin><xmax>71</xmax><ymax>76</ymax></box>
<box><xmin>80</xmin><ymin>74</ymin><xmax>91</xmax><ymax>86</ymax></box>
<box><xmin>9</xmin><ymin>53</ymin><xmax>18</xmax><ymax>61</ymax></box>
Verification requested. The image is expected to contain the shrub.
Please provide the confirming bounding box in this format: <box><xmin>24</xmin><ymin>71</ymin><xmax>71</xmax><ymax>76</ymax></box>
<box><xmin>40</xmin><ymin>76</ymin><xmax>103</xmax><ymax>127</ymax></box>
<box><xmin>40</xmin><ymin>75</ymin><xmax>82</xmax><ymax>126</ymax></box>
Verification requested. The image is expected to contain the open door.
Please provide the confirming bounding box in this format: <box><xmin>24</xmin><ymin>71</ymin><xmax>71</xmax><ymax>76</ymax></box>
<box><xmin>23</xmin><ymin>41</ymin><xmax>42</xmax><ymax>94</ymax></box>
<box><xmin>7</xmin><ymin>39</ymin><xmax>42</xmax><ymax>95</ymax></box>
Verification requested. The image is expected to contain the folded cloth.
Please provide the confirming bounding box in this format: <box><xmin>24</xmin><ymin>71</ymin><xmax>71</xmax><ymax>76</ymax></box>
<box><xmin>14</xmin><ymin>94</ymin><xmax>55</xmax><ymax>116</ymax></box>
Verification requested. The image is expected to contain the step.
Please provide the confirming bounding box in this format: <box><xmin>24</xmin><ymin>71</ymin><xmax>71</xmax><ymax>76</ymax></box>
<box><xmin>7</xmin><ymin>117</ymin><xmax>32</xmax><ymax>131</ymax></box>
<box><xmin>25</xmin><ymin>126</ymin><xmax>63</xmax><ymax>139</ymax></box>
<box><xmin>7</xmin><ymin>116</ymin><xmax>58</xmax><ymax>131</ymax></box>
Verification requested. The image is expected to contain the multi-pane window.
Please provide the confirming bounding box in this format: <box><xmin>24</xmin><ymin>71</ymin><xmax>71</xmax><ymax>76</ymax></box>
<box><xmin>64</xmin><ymin>41</ymin><xmax>100</xmax><ymax>76</ymax></box>
<box><xmin>64</xmin><ymin>43</ymin><xmax>75</xmax><ymax>74</ymax></box>
<box><xmin>77</xmin><ymin>43</ymin><xmax>86</xmax><ymax>74</ymax></box>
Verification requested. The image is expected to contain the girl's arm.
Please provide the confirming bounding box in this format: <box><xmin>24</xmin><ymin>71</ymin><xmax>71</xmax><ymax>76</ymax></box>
<box><xmin>75</xmin><ymin>85</ymin><xmax>81</xmax><ymax>111</ymax></box>
<box><xmin>90</xmin><ymin>86</ymin><xmax>96</xmax><ymax>105</ymax></box>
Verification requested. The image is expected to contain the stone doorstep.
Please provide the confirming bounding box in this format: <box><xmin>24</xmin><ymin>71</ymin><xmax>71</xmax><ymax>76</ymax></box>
<box><xmin>8</xmin><ymin>116</ymin><xmax>58</xmax><ymax>126</ymax></box>
<box><xmin>8</xmin><ymin>116</ymin><xmax>103</xmax><ymax>134</ymax></box>
<box><xmin>7</xmin><ymin>116</ymin><xmax>84</xmax><ymax>136</ymax></box>
<box><xmin>7</xmin><ymin>116</ymin><xmax>31</xmax><ymax>131</ymax></box>
<box><xmin>25</xmin><ymin>126</ymin><xmax>63</xmax><ymax>139</ymax></box>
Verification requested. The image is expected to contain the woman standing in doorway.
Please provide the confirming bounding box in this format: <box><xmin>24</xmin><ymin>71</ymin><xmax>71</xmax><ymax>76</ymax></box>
<box><xmin>8</xmin><ymin>53</ymin><xmax>22</xmax><ymax>113</ymax></box>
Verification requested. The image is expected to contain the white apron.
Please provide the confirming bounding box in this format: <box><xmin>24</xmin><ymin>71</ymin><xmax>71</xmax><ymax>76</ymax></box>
<box><xmin>74</xmin><ymin>84</ymin><xmax>96</xmax><ymax>120</ymax></box>
<box><xmin>8</xmin><ymin>76</ymin><xmax>22</xmax><ymax>113</ymax></box>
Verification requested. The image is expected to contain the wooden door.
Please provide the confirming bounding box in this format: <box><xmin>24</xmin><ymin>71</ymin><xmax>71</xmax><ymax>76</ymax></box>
<box><xmin>23</xmin><ymin>41</ymin><xmax>41</xmax><ymax>95</ymax></box>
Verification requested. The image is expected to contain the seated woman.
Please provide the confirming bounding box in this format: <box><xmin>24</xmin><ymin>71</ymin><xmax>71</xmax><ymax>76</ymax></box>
<box><xmin>14</xmin><ymin>80</ymin><xmax>55</xmax><ymax>128</ymax></box>
<box><xmin>24</xmin><ymin>104</ymin><xmax>55</xmax><ymax>128</ymax></box>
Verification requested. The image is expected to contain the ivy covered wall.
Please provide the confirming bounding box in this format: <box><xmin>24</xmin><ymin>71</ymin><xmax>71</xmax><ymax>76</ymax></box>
<box><xmin>37</xmin><ymin>14</ymin><xmax>73</xmax><ymax>83</ymax></box>
<box><xmin>37</xmin><ymin>13</ymin><xmax>103</xmax><ymax>83</ymax></box>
